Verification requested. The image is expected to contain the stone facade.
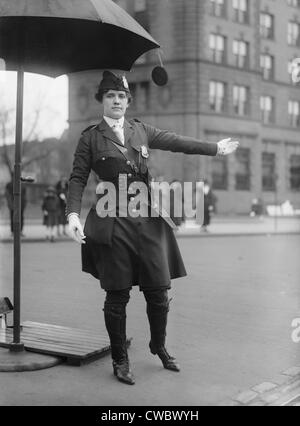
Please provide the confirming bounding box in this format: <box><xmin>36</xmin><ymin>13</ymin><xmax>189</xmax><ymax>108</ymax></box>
<box><xmin>68</xmin><ymin>0</ymin><xmax>300</xmax><ymax>213</ymax></box>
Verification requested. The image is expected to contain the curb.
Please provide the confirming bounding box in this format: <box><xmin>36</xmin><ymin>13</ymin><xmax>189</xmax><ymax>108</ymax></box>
<box><xmin>1</xmin><ymin>231</ymin><xmax>300</xmax><ymax>244</ymax></box>
<box><xmin>218</xmin><ymin>366</ymin><xmax>300</xmax><ymax>406</ymax></box>
<box><xmin>0</xmin><ymin>238</ymin><xmax>72</xmax><ymax>244</ymax></box>
<box><xmin>176</xmin><ymin>231</ymin><xmax>300</xmax><ymax>239</ymax></box>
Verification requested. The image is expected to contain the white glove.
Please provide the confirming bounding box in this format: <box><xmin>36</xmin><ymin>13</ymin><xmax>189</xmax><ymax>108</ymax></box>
<box><xmin>68</xmin><ymin>213</ymin><xmax>86</xmax><ymax>244</ymax></box>
<box><xmin>217</xmin><ymin>138</ymin><xmax>239</xmax><ymax>155</ymax></box>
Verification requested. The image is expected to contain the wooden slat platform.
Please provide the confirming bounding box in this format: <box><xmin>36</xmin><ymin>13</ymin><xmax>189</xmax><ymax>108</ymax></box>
<box><xmin>0</xmin><ymin>321</ymin><xmax>131</xmax><ymax>366</ymax></box>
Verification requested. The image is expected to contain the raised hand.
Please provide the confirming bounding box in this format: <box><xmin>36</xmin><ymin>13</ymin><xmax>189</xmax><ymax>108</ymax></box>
<box><xmin>217</xmin><ymin>138</ymin><xmax>239</xmax><ymax>155</ymax></box>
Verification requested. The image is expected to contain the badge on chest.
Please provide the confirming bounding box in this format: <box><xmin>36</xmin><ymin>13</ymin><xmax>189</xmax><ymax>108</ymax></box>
<box><xmin>141</xmin><ymin>145</ymin><xmax>149</xmax><ymax>159</ymax></box>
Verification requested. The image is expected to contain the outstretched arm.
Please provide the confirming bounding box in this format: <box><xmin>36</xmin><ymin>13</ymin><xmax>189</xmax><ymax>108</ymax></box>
<box><xmin>144</xmin><ymin>123</ymin><xmax>239</xmax><ymax>156</ymax></box>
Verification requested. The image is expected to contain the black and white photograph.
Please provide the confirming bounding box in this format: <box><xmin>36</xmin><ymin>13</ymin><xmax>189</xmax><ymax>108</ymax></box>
<box><xmin>0</xmin><ymin>0</ymin><xmax>300</xmax><ymax>410</ymax></box>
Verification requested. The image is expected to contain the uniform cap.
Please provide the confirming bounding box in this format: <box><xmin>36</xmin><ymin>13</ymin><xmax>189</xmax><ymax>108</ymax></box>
<box><xmin>96</xmin><ymin>70</ymin><xmax>130</xmax><ymax>97</ymax></box>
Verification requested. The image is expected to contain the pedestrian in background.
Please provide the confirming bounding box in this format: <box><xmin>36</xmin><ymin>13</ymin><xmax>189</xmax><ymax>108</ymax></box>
<box><xmin>66</xmin><ymin>70</ymin><xmax>239</xmax><ymax>385</ymax></box>
<box><xmin>202</xmin><ymin>180</ymin><xmax>216</xmax><ymax>232</ymax></box>
<box><xmin>56</xmin><ymin>176</ymin><xmax>69</xmax><ymax>236</ymax></box>
<box><xmin>250</xmin><ymin>197</ymin><xmax>264</xmax><ymax>219</ymax></box>
<box><xmin>169</xmin><ymin>180</ymin><xmax>185</xmax><ymax>228</ymax></box>
<box><xmin>42</xmin><ymin>186</ymin><xmax>59</xmax><ymax>242</ymax></box>
<box><xmin>5</xmin><ymin>174</ymin><xmax>27</xmax><ymax>237</ymax></box>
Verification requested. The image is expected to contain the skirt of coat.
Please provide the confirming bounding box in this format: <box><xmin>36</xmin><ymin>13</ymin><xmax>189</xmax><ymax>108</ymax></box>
<box><xmin>81</xmin><ymin>215</ymin><xmax>187</xmax><ymax>291</ymax></box>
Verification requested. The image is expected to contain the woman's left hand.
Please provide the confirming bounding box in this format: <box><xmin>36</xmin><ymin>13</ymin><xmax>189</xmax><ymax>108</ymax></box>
<box><xmin>217</xmin><ymin>138</ymin><xmax>239</xmax><ymax>155</ymax></box>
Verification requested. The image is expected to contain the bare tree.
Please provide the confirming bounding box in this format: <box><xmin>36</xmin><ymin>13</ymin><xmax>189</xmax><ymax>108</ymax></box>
<box><xmin>0</xmin><ymin>92</ymin><xmax>56</xmax><ymax>177</ymax></box>
<box><xmin>0</xmin><ymin>106</ymin><xmax>15</xmax><ymax>177</ymax></box>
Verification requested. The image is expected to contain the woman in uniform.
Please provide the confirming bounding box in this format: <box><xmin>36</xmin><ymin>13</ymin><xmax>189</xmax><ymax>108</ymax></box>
<box><xmin>67</xmin><ymin>71</ymin><xmax>239</xmax><ymax>385</ymax></box>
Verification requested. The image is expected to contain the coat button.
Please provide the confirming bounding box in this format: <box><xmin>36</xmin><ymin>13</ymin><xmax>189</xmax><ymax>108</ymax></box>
<box><xmin>128</xmin><ymin>173</ymin><xmax>132</xmax><ymax>178</ymax></box>
<box><xmin>102</xmin><ymin>157</ymin><xmax>106</xmax><ymax>161</ymax></box>
<box><xmin>126</xmin><ymin>160</ymin><xmax>131</xmax><ymax>165</ymax></box>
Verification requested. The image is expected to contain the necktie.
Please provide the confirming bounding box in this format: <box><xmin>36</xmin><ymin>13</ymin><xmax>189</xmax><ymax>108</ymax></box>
<box><xmin>112</xmin><ymin>123</ymin><xmax>124</xmax><ymax>145</ymax></box>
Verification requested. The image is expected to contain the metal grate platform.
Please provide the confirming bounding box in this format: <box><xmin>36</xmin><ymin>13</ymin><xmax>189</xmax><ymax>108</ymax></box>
<box><xmin>0</xmin><ymin>321</ymin><xmax>131</xmax><ymax>366</ymax></box>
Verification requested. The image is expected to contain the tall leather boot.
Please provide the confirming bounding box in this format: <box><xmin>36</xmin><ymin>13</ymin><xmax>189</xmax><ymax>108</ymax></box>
<box><xmin>104</xmin><ymin>303</ymin><xmax>135</xmax><ymax>385</ymax></box>
<box><xmin>146</xmin><ymin>297</ymin><xmax>180</xmax><ymax>372</ymax></box>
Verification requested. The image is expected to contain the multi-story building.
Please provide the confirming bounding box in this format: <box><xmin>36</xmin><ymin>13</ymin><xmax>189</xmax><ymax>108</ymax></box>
<box><xmin>68</xmin><ymin>0</ymin><xmax>300</xmax><ymax>213</ymax></box>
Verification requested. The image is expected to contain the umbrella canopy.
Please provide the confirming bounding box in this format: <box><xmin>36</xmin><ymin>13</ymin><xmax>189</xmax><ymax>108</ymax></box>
<box><xmin>0</xmin><ymin>0</ymin><xmax>160</xmax><ymax>77</ymax></box>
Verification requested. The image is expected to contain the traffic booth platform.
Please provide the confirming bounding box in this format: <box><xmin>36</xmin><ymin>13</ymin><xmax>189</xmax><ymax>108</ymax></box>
<box><xmin>0</xmin><ymin>321</ymin><xmax>131</xmax><ymax>366</ymax></box>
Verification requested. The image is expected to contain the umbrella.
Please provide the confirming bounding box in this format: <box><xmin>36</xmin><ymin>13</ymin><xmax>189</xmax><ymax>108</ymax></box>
<box><xmin>0</xmin><ymin>0</ymin><xmax>160</xmax><ymax>352</ymax></box>
<box><xmin>0</xmin><ymin>0</ymin><xmax>159</xmax><ymax>76</ymax></box>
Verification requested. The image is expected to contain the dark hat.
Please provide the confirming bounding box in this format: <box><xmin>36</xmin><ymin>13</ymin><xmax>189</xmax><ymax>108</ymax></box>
<box><xmin>47</xmin><ymin>186</ymin><xmax>56</xmax><ymax>193</ymax></box>
<box><xmin>95</xmin><ymin>70</ymin><xmax>130</xmax><ymax>102</ymax></box>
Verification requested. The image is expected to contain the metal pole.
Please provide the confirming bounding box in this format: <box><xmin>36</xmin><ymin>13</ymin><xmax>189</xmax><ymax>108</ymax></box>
<box><xmin>274</xmin><ymin>174</ymin><xmax>278</xmax><ymax>234</ymax></box>
<box><xmin>10</xmin><ymin>67</ymin><xmax>25</xmax><ymax>352</ymax></box>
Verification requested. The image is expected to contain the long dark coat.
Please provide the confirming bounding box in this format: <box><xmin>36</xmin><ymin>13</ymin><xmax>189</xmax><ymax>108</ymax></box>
<box><xmin>42</xmin><ymin>192</ymin><xmax>60</xmax><ymax>227</ymax></box>
<box><xmin>67</xmin><ymin>118</ymin><xmax>217</xmax><ymax>290</ymax></box>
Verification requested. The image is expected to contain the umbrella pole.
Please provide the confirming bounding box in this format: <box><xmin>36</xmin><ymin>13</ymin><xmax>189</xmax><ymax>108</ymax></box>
<box><xmin>10</xmin><ymin>67</ymin><xmax>25</xmax><ymax>352</ymax></box>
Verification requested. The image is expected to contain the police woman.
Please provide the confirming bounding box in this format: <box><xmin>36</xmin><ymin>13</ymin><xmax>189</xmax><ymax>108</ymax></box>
<box><xmin>67</xmin><ymin>71</ymin><xmax>239</xmax><ymax>385</ymax></box>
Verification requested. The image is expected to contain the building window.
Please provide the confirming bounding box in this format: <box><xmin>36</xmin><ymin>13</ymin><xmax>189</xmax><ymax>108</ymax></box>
<box><xmin>129</xmin><ymin>81</ymin><xmax>150</xmax><ymax>111</ymax></box>
<box><xmin>290</xmin><ymin>154</ymin><xmax>300</xmax><ymax>190</ymax></box>
<box><xmin>232</xmin><ymin>0</ymin><xmax>249</xmax><ymax>24</ymax></box>
<box><xmin>260</xmin><ymin>13</ymin><xmax>274</xmax><ymax>39</ymax></box>
<box><xmin>210</xmin><ymin>0</ymin><xmax>226</xmax><ymax>17</ymax></box>
<box><xmin>262</xmin><ymin>152</ymin><xmax>276</xmax><ymax>191</ymax></box>
<box><xmin>288</xmin><ymin>57</ymin><xmax>300</xmax><ymax>82</ymax></box>
<box><xmin>288</xmin><ymin>100</ymin><xmax>300</xmax><ymax>127</ymax></box>
<box><xmin>134</xmin><ymin>0</ymin><xmax>149</xmax><ymax>31</ymax></box>
<box><xmin>260</xmin><ymin>54</ymin><xmax>274</xmax><ymax>80</ymax></box>
<box><xmin>235</xmin><ymin>148</ymin><xmax>251</xmax><ymax>190</ymax></box>
<box><xmin>139</xmin><ymin>81</ymin><xmax>150</xmax><ymax>111</ymax></box>
<box><xmin>287</xmin><ymin>0</ymin><xmax>300</xmax><ymax>9</ymax></box>
<box><xmin>209</xmin><ymin>33</ymin><xmax>227</xmax><ymax>64</ymax></box>
<box><xmin>233</xmin><ymin>85</ymin><xmax>249</xmax><ymax>116</ymax></box>
<box><xmin>129</xmin><ymin>82</ymin><xmax>137</xmax><ymax>105</ymax></box>
<box><xmin>260</xmin><ymin>96</ymin><xmax>275</xmax><ymax>124</ymax></box>
<box><xmin>212</xmin><ymin>156</ymin><xmax>228</xmax><ymax>190</ymax></box>
<box><xmin>209</xmin><ymin>81</ymin><xmax>226</xmax><ymax>112</ymax></box>
<box><xmin>288</xmin><ymin>21</ymin><xmax>300</xmax><ymax>46</ymax></box>
<box><xmin>233</xmin><ymin>40</ymin><xmax>249</xmax><ymax>68</ymax></box>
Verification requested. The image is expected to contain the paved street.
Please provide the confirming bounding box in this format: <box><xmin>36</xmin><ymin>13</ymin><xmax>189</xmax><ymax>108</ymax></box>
<box><xmin>1</xmin><ymin>214</ymin><xmax>300</xmax><ymax>240</ymax></box>
<box><xmin>0</xmin><ymin>234</ymin><xmax>300</xmax><ymax>406</ymax></box>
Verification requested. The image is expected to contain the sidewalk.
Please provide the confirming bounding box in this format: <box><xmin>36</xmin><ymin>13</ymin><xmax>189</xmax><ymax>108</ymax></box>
<box><xmin>0</xmin><ymin>215</ymin><xmax>300</xmax><ymax>242</ymax></box>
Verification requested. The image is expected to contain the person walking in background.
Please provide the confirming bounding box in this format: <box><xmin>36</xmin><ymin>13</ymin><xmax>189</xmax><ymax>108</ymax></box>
<box><xmin>169</xmin><ymin>180</ymin><xmax>185</xmax><ymax>228</ymax></box>
<box><xmin>66</xmin><ymin>70</ymin><xmax>239</xmax><ymax>385</ymax></box>
<box><xmin>42</xmin><ymin>186</ymin><xmax>60</xmax><ymax>242</ymax></box>
<box><xmin>250</xmin><ymin>197</ymin><xmax>264</xmax><ymax>219</ymax></box>
<box><xmin>5</xmin><ymin>174</ymin><xmax>27</xmax><ymax>237</ymax></box>
<box><xmin>56</xmin><ymin>176</ymin><xmax>69</xmax><ymax>236</ymax></box>
<box><xmin>201</xmin><ymin>180</ymin><xmax>216</xmax><ymax>232</ymax></box>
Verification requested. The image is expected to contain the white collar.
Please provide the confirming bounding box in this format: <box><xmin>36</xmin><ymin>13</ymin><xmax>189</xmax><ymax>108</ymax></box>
<box><xmin>103</xmin><ymin>116</ymin><xmax>125</xmax><ymax>128</ymax></box>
